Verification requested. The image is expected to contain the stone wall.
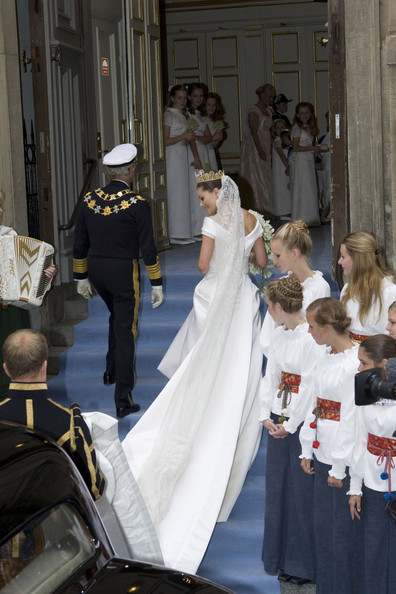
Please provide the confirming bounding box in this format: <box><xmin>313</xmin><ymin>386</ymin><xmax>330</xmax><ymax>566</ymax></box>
<box><xmin>0</xmin><ymin>0</ymin><xmax>28</xmax><ymax>234</ymax></box>
<box><xmin>345</xmin><ymin>0</ymin><xmax>396</xmax><ymax>269</ymax></box>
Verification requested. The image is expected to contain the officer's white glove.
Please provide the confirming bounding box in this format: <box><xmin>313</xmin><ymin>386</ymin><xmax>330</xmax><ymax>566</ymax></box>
<box><xmin>77</xmin><ymin>279</ymin><xmax>94</xmax><ymax>300</ymax></box>
<box><xmin>151</xmin><ymin>286</ymin><xmax>163</xmax><ymax>309</ymax></box>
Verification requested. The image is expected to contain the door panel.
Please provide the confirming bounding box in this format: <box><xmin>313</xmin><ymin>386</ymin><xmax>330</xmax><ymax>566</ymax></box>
<box><xmin>91</xmin><ymin>2</ymin><xmax>127</xmax><ymax>185</ymax></box>
<box><xmin>128</xmin><ymin>0</ymin><xmax>168</xmax><ymax>247</ymax></box>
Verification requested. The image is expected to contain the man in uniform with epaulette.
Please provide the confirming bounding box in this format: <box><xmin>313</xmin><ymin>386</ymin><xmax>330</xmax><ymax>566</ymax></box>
<box><xmin>73</xmin><ymin>143</ymin><xmax>163</xmax><ymax>418</ymax></box>
<box><xmin>0</xmin><ymin>329</ymin><xmax>105</xmax><ymax>501</ymax></box>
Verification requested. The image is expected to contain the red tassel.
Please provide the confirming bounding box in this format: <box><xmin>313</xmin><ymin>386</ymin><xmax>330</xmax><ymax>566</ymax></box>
<box><xmin>310</xmin><ymin>422</ymin><xmax>317</xmax><ymax>429</ymax></box>
<box><xmin>313</xmin><ymin>440</ymin><xmax>320</xmax><ymax>449</ymax></box>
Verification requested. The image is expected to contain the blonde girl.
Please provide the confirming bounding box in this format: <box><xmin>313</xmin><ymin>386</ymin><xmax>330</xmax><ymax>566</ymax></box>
<box><xmin>260</xmin><ymin>275</ymin><xmax>324</xmax><ymax>586</ymax></box>
<box><xmin>300</xmin><ymin>298</ymin><xmax>361</xmax><ymax>594</ymax></box>
<box><xmin>349</xmin><ymin>334</ymin><xmax>396</xmax><ymax>594</ymax></box>
<box><xmin>240</xmin><ymin>83</ymin><xmax>276</xmax><ymax>216</ymax></box>
<box><xmin>290</xmin><ymin>102</ymin><xmax>322</xmax><ymax>226</ymax></box>
<box><xmin>269</xmin><ymin>119</ymin><xmax>291</xmax><ymax>218</ymax></box>
<box><xmin>260</xmin><ymin>219</ymin><xmax>330</xmax><ymax>357</ymax></box>
<box><xmin>338</xmin><ymin>231</ymin><xmax>396</xmax><ymax>342</ymax></box>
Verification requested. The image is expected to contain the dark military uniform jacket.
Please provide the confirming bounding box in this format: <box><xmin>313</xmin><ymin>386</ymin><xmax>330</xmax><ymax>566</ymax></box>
<box><xmin>0</xmin><ymin>382</ymin><xmax>105</xmax><ymax>500</ymax></box>
<box><xmin>73</xmin><ymin>180</ymin><xmax>162</xmax><ymax>286</ymax></box>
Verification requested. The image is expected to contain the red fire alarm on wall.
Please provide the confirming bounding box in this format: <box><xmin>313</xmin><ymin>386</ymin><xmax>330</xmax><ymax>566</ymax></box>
<box><xmin>101</xmin><ymin>58</ymin><xmax>109</xmax><ymax>76</ymax></box>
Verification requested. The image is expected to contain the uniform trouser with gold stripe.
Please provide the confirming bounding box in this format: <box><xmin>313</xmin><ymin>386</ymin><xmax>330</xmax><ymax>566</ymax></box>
<box><xmin>88</xmin><ymin>256</ymin><xmax>140</xmax><ymax>407</ymax></box>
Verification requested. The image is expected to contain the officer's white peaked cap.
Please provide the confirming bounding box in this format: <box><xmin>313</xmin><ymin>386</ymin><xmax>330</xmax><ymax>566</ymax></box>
<box><xmin>103</xmin><ymin>143</ymin><xmax>137</xmax><ymax>166</ymax></box>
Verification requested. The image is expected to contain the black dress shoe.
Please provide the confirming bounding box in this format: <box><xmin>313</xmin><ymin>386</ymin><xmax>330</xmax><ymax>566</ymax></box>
<box><xmin>278</xmin><ymin>572</ymin><xmax>292</xmax><ymax>582</ymax></box>
<box><xmin>103</xmin><ymin>371</ymin><xmax>115</xmax><ymax>385</ymax></box>
<box><xmin>116</xmin><ymin>404</ymin><xmax>140</xmax><ymax>418</ymax></box>
<box><xmin>290</xmin><ymin>576</ymin><xmax>312</xmax><ymax>586</ymax></box>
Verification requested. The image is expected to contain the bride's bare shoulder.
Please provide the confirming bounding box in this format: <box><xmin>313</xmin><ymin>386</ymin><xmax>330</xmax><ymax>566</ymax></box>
<box><xmin>242</xmin><ymin>209</ymin><xmax>257</xmax><ymax>234</ymax></box>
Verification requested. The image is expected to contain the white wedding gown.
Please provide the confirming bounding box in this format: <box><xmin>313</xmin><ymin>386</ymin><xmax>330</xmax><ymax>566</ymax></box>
<box><xmin>122</xmin><ymin>215</ymin><xmax>263</xmax><ymax>574</ymax></box>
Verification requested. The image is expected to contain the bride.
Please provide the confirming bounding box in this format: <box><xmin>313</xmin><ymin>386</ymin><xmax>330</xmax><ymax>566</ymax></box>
<box><xmin>122</xmin><ymin>171</ymin><xmax>267</xmax><ymax>573</ymax></box>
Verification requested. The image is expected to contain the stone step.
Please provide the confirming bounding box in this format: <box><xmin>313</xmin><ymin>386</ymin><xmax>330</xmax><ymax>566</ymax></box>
<box><xmin>47</xmin><ymin>345</ymin><xmax>69</xmax><ymax>376</ymax></box>
<box><xmin>49</xmin><ymin>319</ymin><xmax>82</xmax><ymax>347</ymax></box>
<box><xmin>63</xmin><ymin>294</ymin><xmax>89</xmax><ymax>321</ymax></box>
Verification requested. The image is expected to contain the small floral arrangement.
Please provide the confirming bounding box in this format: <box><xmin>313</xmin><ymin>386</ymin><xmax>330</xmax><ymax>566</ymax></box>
<box><xmin>191</xmin><ymin>160</ymin><xmax>212</xmax><ymax>172</ymax></box>
<box><xmin>186</xmin><ymin>117</ymin><xmax>199</xmax><ymax>132</ymax></box>
<box><xmin>248</xmin><ymin>210</ymin><xmax>275</xmax><ymax>295</ymax></box>
<box><xmin>213</xmin><ymin>119</ymin><xmax>226</xmax><ymax>131</ymax></box>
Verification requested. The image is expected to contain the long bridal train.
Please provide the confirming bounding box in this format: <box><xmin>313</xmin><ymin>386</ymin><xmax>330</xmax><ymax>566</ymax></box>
<box><xmin>122</xmin><ymin>201</ymin><xmax>264</xmax><ymax>573</ymax></box>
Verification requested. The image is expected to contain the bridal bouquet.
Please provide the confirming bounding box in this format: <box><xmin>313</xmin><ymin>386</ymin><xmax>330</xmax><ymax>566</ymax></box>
<box><xmin>186</xmin><ymin>117</ymin><xmax>199</xmax><ymax>132</ymax></box>
<box><xmin>248</xmin><ymin>210</ymin><xmax>275</xmax><ymax>295</ymax></box>
<box><xmin>213</xmin><ymin>119</ymin><xmax>226</xmax><ymax>131</ymax></box>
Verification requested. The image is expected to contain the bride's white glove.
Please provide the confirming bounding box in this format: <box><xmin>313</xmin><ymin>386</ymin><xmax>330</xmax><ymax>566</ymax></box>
<box><xmin>77</xmin><ymin>279</ymin><xmax>94</xmax><ymax>299</ymax></box>
<box><xmin>151</xmin><ymin>286</ymin><xmax>163</xmax><ymax>309</ymax></box>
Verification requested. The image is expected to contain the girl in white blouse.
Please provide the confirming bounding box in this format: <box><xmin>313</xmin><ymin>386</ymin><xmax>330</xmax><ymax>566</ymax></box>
<box><xmin>260</xmin><ymin>275</ymin><xmax>324</xmax><ymax>586</ymax></box>
<box><xmin>300</xmin><ymin>297</ymin><xmax>361</xmax><ymax>594</ymax></box>
<box><xmin>349</xmin><ymin>334</ymin><xmax>396</xmax><ymax>594</ymax></box>
<box><xmin>338</xmin><ymin>231</ymin><xmax>396</xmax><ymax>343</ymax></box>
<box><xmin>260</xmin><ymin>219</ymin><xmax>330</xmax><ymax>357</ymax></box>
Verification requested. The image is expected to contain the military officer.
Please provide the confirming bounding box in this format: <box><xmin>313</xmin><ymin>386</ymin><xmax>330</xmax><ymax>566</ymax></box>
<box><xmin>73</xmin><ymin>143</ymin><xmax>163</xmax><ymax>418</ymax></box>
<box><xmin>271</xmin><ymin>93</ymin><xmax>292</xmax><ymax>128</ymax></box>
<box><xmin>0</xmin><ymin>329</ymin><xmax>105</xmax><ymax>500</ymax></box>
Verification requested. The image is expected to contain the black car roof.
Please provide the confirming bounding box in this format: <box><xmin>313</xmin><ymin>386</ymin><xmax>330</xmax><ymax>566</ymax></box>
<box><xmin>0</xmin><ymin>420</ymin><xmax>97</xmax><ymax>543</ymax></box>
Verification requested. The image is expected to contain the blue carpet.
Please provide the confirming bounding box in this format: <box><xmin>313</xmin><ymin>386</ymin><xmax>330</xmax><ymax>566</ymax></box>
<box><xmin>48</xmin><ymin>225</ymin><xmax>338</xmax><ymax>594</ymax></box>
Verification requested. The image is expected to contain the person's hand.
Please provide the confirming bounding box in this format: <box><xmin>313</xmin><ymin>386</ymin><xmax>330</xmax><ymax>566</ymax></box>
<box><xmin>327</xmin><ymin>475</ymin><xmax>343</xmax><ymax>488</ymax></box>
<box><xmin>313</xmin><ymin>145</ymin><xmax>322</xmax><ymax>153</ymax></box>
<box><xmin>44</xmin><ymin>264</ymin><xmax>57</xmax><ymax>279</ymax></box>
<box><xmin>151</xmin><ymin>286</ymin><xmax>163</xmax><ymax>309</ymax></box>
<box><xmin>213</xmin><ymin>130</ymin><xmax>223</xmax><ymax>141</ymax></box>
<box><xmin>194</xmin><ymin>156</ymin><xmax>202</xmax><ymax>169</ymax></box>
<box><xmin>284</xmin><ymin>165</ymin><xmax>290</xmax><ymax>176</ymax></box>
<box><xmin>262</xmin><ymin>418</ymin><xmax>277</xmax><ymax>432</ymax></box>
<box><xmin>258</xmin><ymin>150</ymin><xmax>267</xmax><ymax>161</ymax></box>
<box><xmin>271</xmin><ymin>424</ymin><xmax>289</xmax><ymax>439</ymax></box>
<box><xmin>77</xmin><ymin>279</ymin><xmax>94</xmax><ymax>299</ymax></box>
<box><xmin>185</xmin><ymin>130</ymin><xmax>195</xmax><ymax>142</ymax></box>
<box><xmin>349</xmin><ymin>495</ymin><xmax>362</xmax><ymax>520</ymax></box>
<box><xmin>301</xmin><ymin>458</ymin><xmax>315</xmax><ymax>475</ymax></box>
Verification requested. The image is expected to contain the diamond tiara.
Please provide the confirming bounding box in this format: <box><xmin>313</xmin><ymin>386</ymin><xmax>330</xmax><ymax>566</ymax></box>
<box><xmin>195</xmin><ymin>169</ymin><xmax>223</xmax><ymax>183</ymax></box>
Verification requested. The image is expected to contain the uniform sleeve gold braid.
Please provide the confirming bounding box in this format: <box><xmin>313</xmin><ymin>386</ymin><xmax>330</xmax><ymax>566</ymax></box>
<box><xmin>76</xmin><ymin>425</ymin><xmax>103</xmax><ymax>500</ymax></box>
<box><xmin>145</xmin><ymin>257</ymin><xmax>162</xmax><ymax>280</ymax></box>
<box><xmin>73</xmin><ymin>258</ymin><xmax>88</xmax><ymax>273</ymax></box>
<box><xmin>48</xmin><ymin>397</ymin><xmax>70</xmax><ymax>412</ymax></box>
<box><xmin>69</xmin><ymin>406</ymin><xmax>76</xmax><ymax>453</ymax></box>
<box><xmin>12</xmin><ymin>535</ymin><xmax>20</xmax><ymax>558</ymax></box>
<box><xmin>57</xmin><ymin>431</ymin><xmax>70</xmax><ymax>448</ymax></box>
<box><xmin>26</xmin><ymin>399</ymin><xmax>34</xmax><ymax>430</ymax></box>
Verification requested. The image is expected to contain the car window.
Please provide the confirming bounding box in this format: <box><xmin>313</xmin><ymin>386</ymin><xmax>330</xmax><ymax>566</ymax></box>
<box><xmin>0</xmin><ymin>503</ymin><xmax>95</xmax><ymax>593</ymax></box>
